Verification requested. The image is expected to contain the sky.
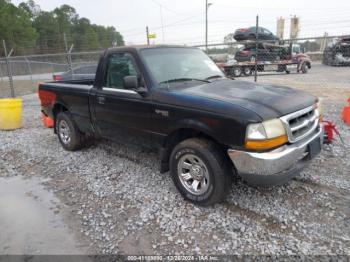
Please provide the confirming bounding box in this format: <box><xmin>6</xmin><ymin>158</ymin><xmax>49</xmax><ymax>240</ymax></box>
<box><xmin>12</xmin><ymin>0</ymin><xmax>350</xmax><ymax>46</ymax></box>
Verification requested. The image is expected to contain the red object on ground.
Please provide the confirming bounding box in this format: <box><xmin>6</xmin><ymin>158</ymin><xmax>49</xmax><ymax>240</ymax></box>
<box><xmin>42</xmin><ymin>114</ymin><xmax>54</xmax><ymax>128</ymax></box>
<box><xmin>342</xmin><ymin>97</ymin><xmax>350</xmax><ymax>125</ymax></box>
<box><xmin>323</xmin><ymin>120</ymin><xmax>340</xmax><ymax>144</ymax></box>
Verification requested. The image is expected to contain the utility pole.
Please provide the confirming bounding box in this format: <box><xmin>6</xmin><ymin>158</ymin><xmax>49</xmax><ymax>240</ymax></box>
<box><xmin>205</xmin><ymin>0</ymin><xmax>208</xmax><ymax>51</ymax></box>
<box><xmin>254</xmin><ymin>15</ymin><xmax>259</xmax><ymax>83</ymax></box>
<box><xmin>146</xmin><ymin>26</ymin><xmax>150</xmax><ymax>45</ymax></box>
<box><xmin>205</xmin><ymin>1</ymin><xmax>213</xmax><ymax>52</ymax></box>
<box><xmin>160</xmin><ymin>5</ymin><xmax>165</xmax><ymax>43</ymax></box>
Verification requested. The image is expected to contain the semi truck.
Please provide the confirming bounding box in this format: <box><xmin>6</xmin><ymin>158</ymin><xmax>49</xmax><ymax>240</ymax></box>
<box><xmin>223</xmin><ymin>43</ymin><xmax>312</xmax><ymax>77</ymax></box>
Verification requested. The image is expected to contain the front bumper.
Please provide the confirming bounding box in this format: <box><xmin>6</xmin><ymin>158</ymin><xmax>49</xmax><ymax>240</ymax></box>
<box><xmin>228</xmin><ymin>127</ymin><xmax>322</xmax><ymax>186</ymax></box>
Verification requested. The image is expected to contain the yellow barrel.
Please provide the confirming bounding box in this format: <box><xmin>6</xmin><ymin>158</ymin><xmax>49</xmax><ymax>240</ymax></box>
<box><xmin>0</xmin><ymin>98</ymin><xmax>22</xmax><ymax>130</ymax></box>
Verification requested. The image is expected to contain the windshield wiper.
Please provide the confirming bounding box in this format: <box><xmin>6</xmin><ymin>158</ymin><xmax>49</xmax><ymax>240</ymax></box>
<box><xmin>205</xmin><ymin>75</ymin><xmax>225</xmax><ymax>80</ymax></box>
<box><xmin>158</xmin><ymin>78</ymin><xmax>210</xmax><ymax>85</ymax></box>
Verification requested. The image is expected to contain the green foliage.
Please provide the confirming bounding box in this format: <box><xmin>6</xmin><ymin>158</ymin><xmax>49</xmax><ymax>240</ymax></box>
<box><xmin>1</xmin><ymin>0</ymin><xmax>125</xmax><ymax>55</ymax></box>
<box><xmin>73</xmin><ymin>18</ymin><xmax>99</xmax><ymax>51</ymax></box>
<box><xmin>18</xmin><ymin>0</ymin><xmax>40</xmax><ymax>19</ymax></box>
<box><xmin>32</xmin><ymin>11</ymin><xmax>60</xmax><ymax>52</ymax></box>
<box><xmin>299</xmin><ymin>40</ymin><xmax>321</xmax><ymax>52</ymax></box>
<box><xmin>0</xmin><ymin>0</ymin><xmax>37</xmax><ymax>55</ymax></box>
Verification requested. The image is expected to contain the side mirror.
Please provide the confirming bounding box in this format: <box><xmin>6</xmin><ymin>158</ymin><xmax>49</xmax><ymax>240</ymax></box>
<box><xmin>123</xmin><ymin>75</ymin><xmax>138</xmax><ymax>89</ymax></box>
<box><xmin>123</xmin><ymin>75</ymin><xmax>147</xmax><ymax>95</ymax></box>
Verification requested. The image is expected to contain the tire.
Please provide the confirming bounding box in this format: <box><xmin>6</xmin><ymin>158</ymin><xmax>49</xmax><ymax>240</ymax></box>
<box><xmin>56</xmin><ymin>111</ymin><xmax>84</xmax><ymax>151</ymax></box>
<box><xmin>243</xmin><ymin>67</ymin><xmax>252</xmax><ymax>76</ymax></box>
<box><xmin>301</xmin><ymin>63</ymin><xmax>308</xmax><ymax>73</ymax></box>
<box><xmin>232</xmin><ymin>67</ymin><xmax>242</xmax><ymax>77</ymax></box>
<box><xmin>286</xmin><ymin>70</ymin><xmax>290</xmax><ymax>74</ymax></box>
<box><xmin>170</xmin><ymin>138</ymin><xmax>232</xmax><ymax>206</ymax></box>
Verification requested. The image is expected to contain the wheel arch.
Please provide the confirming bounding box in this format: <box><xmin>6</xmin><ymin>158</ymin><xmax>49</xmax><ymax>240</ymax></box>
<box><xmin>160</xmin><ymin>123</ymin><xmax>229</xmax><ymax>173</ymax></box>
<box><xmin>52</xmin><ymin>102</ymin><xmax>69</xmax><ymax>133</ymax></box>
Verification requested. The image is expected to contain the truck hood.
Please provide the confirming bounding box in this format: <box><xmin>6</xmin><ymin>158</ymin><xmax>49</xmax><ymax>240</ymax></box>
<box><xmin>171</xmin><ymin>79</ymin><xmax>317</xmax><ymax>120</ymax></box>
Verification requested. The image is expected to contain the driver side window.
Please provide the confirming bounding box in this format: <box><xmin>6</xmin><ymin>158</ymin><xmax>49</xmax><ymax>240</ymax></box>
<box><xmin>105</xmin><ymin>53</ymin><xmax>137</xmax><ymax>89</ymax></box>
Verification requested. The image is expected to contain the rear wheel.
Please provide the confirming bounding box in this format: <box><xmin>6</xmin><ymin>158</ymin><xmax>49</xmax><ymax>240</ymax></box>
<box><xmin>243</xmin><ymin>67</ymin><xmax>252</xmax><ymax>76</ymax></box>
<box><xmin>56</xmin><ymin>111</ymin><xmax>84</xmax><ymax>151</ymax></box>
<box><xmin>170</xmin><ymin>138</ymin><xmax>232</xmax><ymax>206</ymax></box>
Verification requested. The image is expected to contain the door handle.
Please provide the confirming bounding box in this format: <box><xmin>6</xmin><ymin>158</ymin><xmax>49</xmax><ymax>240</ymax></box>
<box><xmin>97</xmin><ymin>96</ymin><xmax>106</xmax><ymax>104</ymax></box>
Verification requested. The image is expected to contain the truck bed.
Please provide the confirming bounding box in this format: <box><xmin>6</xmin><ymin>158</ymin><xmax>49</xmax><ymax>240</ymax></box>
<box><xmin>39</xmin><ymin>80</ymin><xmax>94</xmax><ymax>134</ymax></box>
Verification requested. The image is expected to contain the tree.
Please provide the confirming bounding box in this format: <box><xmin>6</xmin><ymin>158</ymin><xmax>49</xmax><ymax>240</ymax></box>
<box><xmin>300</xmin><ymin>40</ymin><xmax>321</xmax><ymax>52</ymax></box>
<box><xmin>52</xmin><ymin>4</ymin><xmax>78</xmax><ymax>50</ymax></box>
<box><xmin>33</xmin><ymin>11</ymin><xmax>60</xmax><ymax>53</ymax></box>
<box><xmin>0</xmin><ymin>0</ymin><xmax>37</xmax><ymax>55</ymax></box>
<box><xmin>72</xmin><ymin>18</ymin><xmax>99</xmax><ymax>51</ymax></box>
<box><xmin>18</xmin><ymin>0</ymin><xmax>40</xmax><ymax>19</ymax></box>
<box><xmin>53</xmin><ymin>4</ymin><xmax>78</xmax><ymax>34</ymax></box>
<box><xmin>92</xmin><ymin>25</ymin><xmax>125</xmax><ymax>48</ymax></box>
<box><xmin>0</xmin><ymin>1</ymin><xmax>125</xmax><ymax>55</ymax></box>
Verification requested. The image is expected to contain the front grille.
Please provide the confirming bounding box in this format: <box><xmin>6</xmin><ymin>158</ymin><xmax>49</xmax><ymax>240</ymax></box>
<box><xmin>280</xmin><ymin>105</ymin><xmax>319</xmax><ymax>143</ymax></box>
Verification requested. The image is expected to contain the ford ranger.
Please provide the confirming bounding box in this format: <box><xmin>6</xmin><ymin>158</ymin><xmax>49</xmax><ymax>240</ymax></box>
<box><xmin>39</xmin><ymin>46</ymin><xmax>323</xmax><ymax>206</ymax></box>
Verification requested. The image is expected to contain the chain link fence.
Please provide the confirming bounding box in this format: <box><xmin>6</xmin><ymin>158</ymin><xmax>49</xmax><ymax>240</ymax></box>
<box><xmin>0</xmin><ymin>51</ymin><xmax>102</xmax><ymax>98</ymax></box>
<box><xmin>0</xmin><ymin>33</ymin><xmax>348</xmax><ymax>98</ymax></box>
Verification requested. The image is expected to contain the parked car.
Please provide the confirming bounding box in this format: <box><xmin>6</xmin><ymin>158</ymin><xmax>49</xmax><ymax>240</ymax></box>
<box><xmin>323</xmin><ymin>36</ymin><xmax>350</xmax><ymax>66</ymax></box>
<box><xmin>53</xmin><ymin>64</ymin><xmax>97</xmax><ymax>81</ymax></box>
<box><xmin>234</xmin><ymin>43</ymin><xmax>280</xmax><ymax>62</ymax></box>
<box><xmin>234</xmin><ymin>27</ymin><xmax>279</xmax><ymax>42</ymax></box>
<box><xmin>39</xmin><ymin>45</ymin><xmax>322</xmax><ymax>206</ymax></box>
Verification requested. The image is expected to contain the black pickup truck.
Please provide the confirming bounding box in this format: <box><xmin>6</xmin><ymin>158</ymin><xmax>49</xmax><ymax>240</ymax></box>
<box><xmin>39</xmin><ymin>45</ymin><xmax>323</xmax><ymax>205</ymax></box>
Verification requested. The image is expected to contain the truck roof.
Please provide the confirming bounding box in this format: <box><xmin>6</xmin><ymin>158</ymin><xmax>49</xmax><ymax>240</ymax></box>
<box><xmin>106</xmin><ymin>45</ymin><xmax>197</xmax><ymax>53</ymax></box>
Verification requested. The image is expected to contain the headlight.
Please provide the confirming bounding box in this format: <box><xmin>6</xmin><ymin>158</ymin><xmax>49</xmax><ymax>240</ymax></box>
<box><xmin>246</xmin><ymin>119</ymin><xmax>288</xmax><ymax>150</ymax></box>
<box><xmin>315</xmin><ymin>101</ymin><xmax>323</xmax><ymax>121</ymax></box>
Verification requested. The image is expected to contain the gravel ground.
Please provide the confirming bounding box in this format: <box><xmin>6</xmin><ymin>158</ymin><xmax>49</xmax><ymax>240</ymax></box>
<box><xmin>0</xmin><ymin>64</ymin><xmax>349</xmax><ymax>256</ymax></box>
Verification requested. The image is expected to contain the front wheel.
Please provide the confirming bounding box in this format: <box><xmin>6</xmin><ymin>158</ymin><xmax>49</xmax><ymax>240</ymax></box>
<box><xmin>232</xmin><ymin>67</ymin><xmax>242</xmax><ymax>77</ymax></box>
<box><xmin>170</xmin><ymin>138</ymin><xmax>232</xmax><ymax>206</ymax></box>
<box><xmin>301</xmin><ymin>63</ymin><xmax>308</xmax><ymax>73</ymax></box>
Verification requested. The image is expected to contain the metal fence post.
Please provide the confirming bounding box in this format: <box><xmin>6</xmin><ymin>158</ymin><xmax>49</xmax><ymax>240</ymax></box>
<box><xmin>3</xmin><ymin>40</ymin><xmax>15</xmax><ymax>97</ymax></box>
<box><xmin>25</xmin><ymin>57</ymin><xmax>34</xmax><ymax>92</ymax></box>
<box><xmin>67</xmin><ymin>45</ymin><xmax>73</xmax><ymax>72</ymax></box>
<box><xmin>64</xmin><ymin>33</ymin><xmax>73</xmax><ymax>72</ymax></box>
<box><xmin>254</xmin><ymin>15</ymin><xmax>259</xmax><ymax>83</ymax></box>
<box><xmin>0</xmin><ymin>61</ymin><xmax>3</xmax><ymax>83</ymax></box>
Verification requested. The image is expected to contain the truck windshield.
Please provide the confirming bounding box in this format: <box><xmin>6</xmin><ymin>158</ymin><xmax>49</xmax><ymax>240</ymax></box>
<box><xmin>140</xmin><ymin>48</ymin><xmax>224</xmax><ymax>86</ymax></box>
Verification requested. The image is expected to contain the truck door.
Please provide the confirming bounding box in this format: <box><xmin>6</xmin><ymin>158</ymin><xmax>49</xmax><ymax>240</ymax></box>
<box><xmin>91</xmin><ymin>52</ymin><xmax>153</xmax><ymax>147</ymax></box>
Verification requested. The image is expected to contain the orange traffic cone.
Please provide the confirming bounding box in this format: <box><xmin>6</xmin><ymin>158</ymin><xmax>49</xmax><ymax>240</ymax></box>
<box><xmin>42</xmin><ymin>114</ymin><xmax>54</xmax><ymax>128</ymax></box>
<box><xmin>342</xmin><ymin>97</ymin><xmax>350</xmax><ymax>125</ymax></box>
